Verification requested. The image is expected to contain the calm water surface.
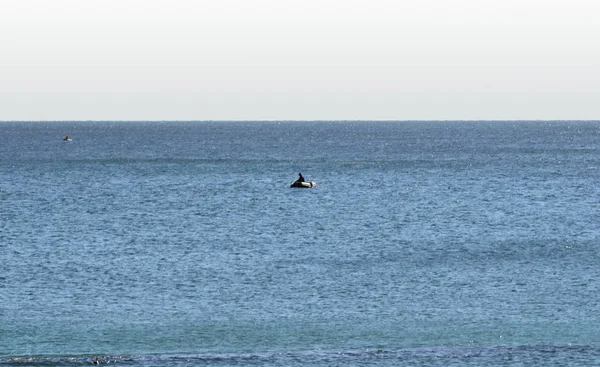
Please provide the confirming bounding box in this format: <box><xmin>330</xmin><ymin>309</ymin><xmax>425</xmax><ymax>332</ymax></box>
<box><xmin>1</xmin><ymin>121</ymin><xmax>599</xmax><ymax>366</ymax></box>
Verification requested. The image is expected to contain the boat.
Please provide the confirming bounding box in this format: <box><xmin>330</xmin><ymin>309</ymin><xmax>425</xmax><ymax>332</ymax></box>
<box><xmin>290</xmin><ymin>181</ymin><xmax>316</xmax><ymax>188</ymax></box>
<box><xmin>63</xmin><ymin>135</ymin><xmax>72</xmax><ymax>142</ymax></box>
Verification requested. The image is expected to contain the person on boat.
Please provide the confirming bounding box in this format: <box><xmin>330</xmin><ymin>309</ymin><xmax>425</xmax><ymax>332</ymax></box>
<box><xmin>297</xmin><ymin>173</ymin><xmax>305</xmax><ymax>182</ymax></box>
<box><xmin>64</xmin><ymin>135</ymin><xmax>71</xmax><ymax>141</ymax></box>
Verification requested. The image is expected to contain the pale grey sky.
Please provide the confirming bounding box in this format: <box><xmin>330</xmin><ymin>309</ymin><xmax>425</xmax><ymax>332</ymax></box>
<box><xmin>1</xmin><ymin>0</ymin><xmax>598</xmax><ymax>120</ymax></box>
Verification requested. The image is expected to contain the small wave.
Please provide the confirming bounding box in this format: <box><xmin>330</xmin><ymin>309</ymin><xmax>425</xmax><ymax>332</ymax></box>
<box><xmin>2</xmin><ymin>345</ymin><xmax>600</xmax><ymax>366</ymax></box>
<box><xmin>0</xmin><ymin>355</ymin><xmax>134</xmax><ymax>366</ymax></box>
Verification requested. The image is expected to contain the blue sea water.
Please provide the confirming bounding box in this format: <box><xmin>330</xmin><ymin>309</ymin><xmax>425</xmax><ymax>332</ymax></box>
<box><xmin>1</xmin><ymin>121</ymin><xmax>600</xmax><ymax>366</ymax></box>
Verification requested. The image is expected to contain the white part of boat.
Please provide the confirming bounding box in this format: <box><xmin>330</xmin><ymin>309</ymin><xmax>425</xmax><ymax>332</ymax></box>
<box><xmin>290</xmin><ymin>181</ymin><xmax>316</xmax><ymax>188</ymax></box>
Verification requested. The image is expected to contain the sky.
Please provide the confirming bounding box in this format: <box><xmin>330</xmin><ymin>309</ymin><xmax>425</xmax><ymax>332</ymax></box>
<box><xmin>1</xmin><ymin>0</ymin><xmax>598</xmax><ymax>121</ymax></box>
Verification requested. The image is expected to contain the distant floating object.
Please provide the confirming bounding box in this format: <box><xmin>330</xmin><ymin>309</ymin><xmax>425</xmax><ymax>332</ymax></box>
<box><xmin>290</xmin><ymin>172</ymin><xmax>315</xmax><ymax>188</ymax></box>
<box><xmin>63</xmin><ymin>135</ymin><xmax>72</xmax><ymax>142</ymax></box>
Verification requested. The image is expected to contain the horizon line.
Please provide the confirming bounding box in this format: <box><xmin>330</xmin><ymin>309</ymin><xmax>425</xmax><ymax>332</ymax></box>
<box><xmin>1</xmin><ymin>119</ymin><xmax>599</xmax><ymax>123</ymax></box>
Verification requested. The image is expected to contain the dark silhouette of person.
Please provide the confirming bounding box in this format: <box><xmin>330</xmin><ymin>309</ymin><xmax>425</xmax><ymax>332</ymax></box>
<box><xmin>298</xmin><ymin>173</ymin><xmax>305</xmax><ymax>182</ymax></box>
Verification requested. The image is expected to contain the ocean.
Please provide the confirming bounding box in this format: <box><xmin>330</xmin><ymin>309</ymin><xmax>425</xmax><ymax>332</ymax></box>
<box><xmin>1</xmin><ymin>121</ymin><xmax>599</xmax><ymax>366</ymax></box>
